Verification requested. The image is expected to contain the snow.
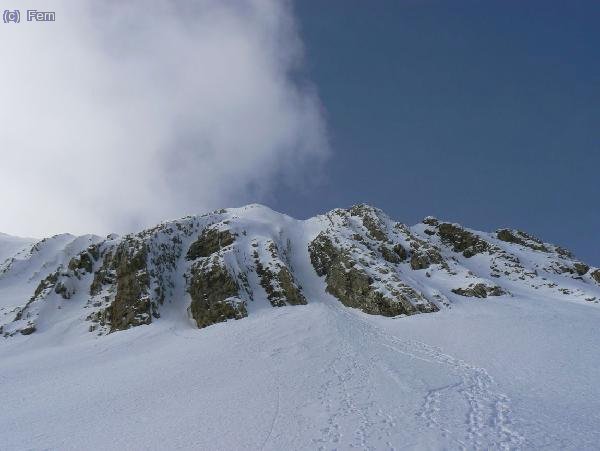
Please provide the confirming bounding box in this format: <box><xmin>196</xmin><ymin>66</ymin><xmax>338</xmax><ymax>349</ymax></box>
<box><xmin>1</xmin><ymin>205</ymin><xmax>600</xmax><ymax>449</ymax></box>
<box><xmin>2</xmin><ymin>297</ymin><xmax>599</xmax><ymax>449</ymax></box>
<box><xmin>0</xmin><ymin>232</ymin><xmax>35</xmax><ymax>266</ymax></box>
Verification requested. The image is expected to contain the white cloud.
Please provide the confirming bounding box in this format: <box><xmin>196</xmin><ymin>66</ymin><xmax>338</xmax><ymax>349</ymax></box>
<box><xmin>0</xmin><ymin>0</ymin><xmax>329</xmax><ymax>237</ymax></box>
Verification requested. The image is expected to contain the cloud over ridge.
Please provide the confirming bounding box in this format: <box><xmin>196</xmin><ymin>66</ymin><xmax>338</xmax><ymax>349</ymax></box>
<box><xmin>0</xmin><ymin>0</ymin><xmax>329</xmax><ymax>237</ymax></box>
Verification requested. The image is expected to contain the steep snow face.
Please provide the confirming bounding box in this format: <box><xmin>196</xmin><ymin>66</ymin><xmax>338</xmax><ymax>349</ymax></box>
<box><xmin>0</xmin><ymin>233</ymin><xmax>35</xmax><ymax>265</ymax></box>
<box><xmin>0</xmin><ymin>204</ymin><xmax>599</xmax><ymax>338</ymax></box>
<box><xmin>0</xmin><ymin>233</ymin><xmax>103</xmax><ymax>335</ymax></box>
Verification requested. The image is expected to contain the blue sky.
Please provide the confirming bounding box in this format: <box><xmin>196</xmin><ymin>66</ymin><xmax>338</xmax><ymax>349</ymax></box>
<box><xmin>0</xmin><ymin>1</ymin><xmax>597</xmax><ymax>265</ymax></box>
<box><xmin>270</xmin><ymin>0</ymin><xmax>600</xmax><ymax>264</ymax></box>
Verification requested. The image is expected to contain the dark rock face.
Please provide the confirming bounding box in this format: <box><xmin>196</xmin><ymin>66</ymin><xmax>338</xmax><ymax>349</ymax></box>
<box><xmin>451</xmin><ymin>283</ymin><xmax>506</xmax><ymax>298</ymax></box>
<box><xmin>188</xmin><ymin>264</ymin><xmax>247</xmax><ymax>328</ymax></box>
<box><xmin>89</xmin><ymin>261</ymin><xmax>114</xmax><ymax>296</ymax></box>
<box><xmin>309</xmin><ymin>233</ymin><xmax>436</xmax><ymax>316</ymax></box>
<box><xmin>591</xmin><ymin>269</ymin><xmax>600</xmax><ymax>284</ymax></box>
<box><xmin>103</xmin><ymin>240</ymin><xmax>152</xmax><ymax>332</ymax></box>
<box><xmin>547</xmin><ymin>262</ymin><xmax>591</xmax><ymax>277</ymax></box>
<box><xmin>409</xmin><ymin>242</ymin><xmax>444</xmax><ymax>271</ymax></box>
<box><xmin>256</xmin><ymin>262</ymin><xmax>306</xmax><ymax>307</ymax></box>
<box><xmin>67</xmin><ymin>249</ymin><xmax>95</xmax><ymax>276</ymax></box>
<box><xmin>19</xmin><ymin>323</ymin><xmax>36</xmax><ymax>335</ymax></box>
<box><xmin>348</xmin><ymin>205</ymin><xmax>388</xmax><ymax>242</ymax></box>
<box><xmin>32</xmin><ymin>271</ymin><xmax>59</xmax><ymax>300</ymax></box>
<box><xmin>186</xmin><ymin>229</ymin><xmax>235</xmax><ymax>260</ymax></box>
<box><xmin>309</xmin><ymin>233</ymin><xmax>338</xmax><ymax>278</ymax></box>
<box><xmin>438</xmin><ymin>223</ymin><xmax>490</xmax><ymax>258</ymax></box>
<box><xmin>422</xmin><ymin>216</ymin><xmax>439</xmax><ymax>226</ymax></box>
<box><xmin>276</xmin><ymin>268</ymin><xmax>306</xmax><ymax>305</ymax></box>
<box><xmin>555</xmin><ymin>247</ymin><xmax>574</xmax><ymax>259</ymax></box>
<box><xmin>410</xmin><ymin>252</ymin><xmax>436</xmax><ymax>270</ymax></box>
<box><xmin>253</xmin><ymin>241</ymin><xmax>307</xmax><ymax>307</ymax></box>
<box><xmin>573</xmin><ymin>263</ymin><xmax>590</xmax><ymax>276</ymax></box>
<box><xmin>380</xmin><ymin>245</ymin><xmax>401</xmax><ymax>264</ymax></box>
<box><xmin>393</xmin><ymin>244</ymin><xmax>407</xmax><ymax>261</ymax></box>
<box><xmin>496</xmin><ymin>229</ymin><xmax>549</xmax><ymax>252</ymax></box>
<box><xmin>54</xmin><ymin>281</ymin><xmax>72</xmax><ymax>299</ymax></box>
<box><xmin>496</xmin><ymin>229</ymin><xmax>524</xmax><ymax>246</ymax></box>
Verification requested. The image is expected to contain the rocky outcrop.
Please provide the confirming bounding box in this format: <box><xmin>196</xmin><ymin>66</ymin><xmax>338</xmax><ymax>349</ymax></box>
<box><xmin>309</xmin><ymin>233</ymin><xmax>437</xmax><ymax>316</ymax></box>
<box><xmin>256</xmin><ymin>262</ymin><xmax>306</xmax><ymax>307</ymax></box>
<box><xmin>186</xmin><ymin>228</ymin><xmax>235</xmax><ymax>260</ymax></box>
<box><xmin>408</xmin><ymin>240</ymin><xmax>444</xmax><ymax>270</ymax></box>
<box><xmin>379</xmin><ymin>244</ymin><xmax>407</xmax><ymax>264</ymax></box>
<box><xmin>496</xmin><ymin>229</ymin><xmax>549</xmax><ymax>252</ymax></box>
<box><xmin>188</xmin><ymin>263</ymin><xmax>247</xmax><ymax>328</ymax></box>
<box><xmin>102</xmin><ymin>240</ymin><xmax>152</xmax><ymax>332</ymax></box>
<box><xmin>451</xmin><ymin>283</ymin><xmax>506</xmax><ymax>298</ymax></box>
<box><xmin>349</xmin><ymin>204</ymin><xmax>388</xmax><ymax>242</ymax></box>
<box><xmin>573</xmin><ymin>263</ymin><xmax>590</xmax><ymax>276</ymax></box>
<box><xmin>253</xmin><ymin>240</ymin><xmax>306</xmax><ymax>307</ymax></box>
<box><xmin>437</xmin><ymin>223</ymin><xmax>491</xmax><ymax>258</ymax></box>
<box><xmin>1</xmin><ymin>203</ymin><xmax>598</xmax><ymax>338</ymax></box>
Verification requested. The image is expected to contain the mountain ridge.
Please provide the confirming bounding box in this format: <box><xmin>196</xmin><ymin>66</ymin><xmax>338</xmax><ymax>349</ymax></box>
<box><xmin>1</xmin><ymin>203</ymin><xmax>599</xmax><ymax>338</ymax></box>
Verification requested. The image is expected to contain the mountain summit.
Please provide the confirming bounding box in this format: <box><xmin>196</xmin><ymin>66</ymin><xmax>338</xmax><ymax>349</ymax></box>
<box><xmin>1</xmin><ymin>204</ymin><xmax>598</xmax><ymax>338</ymax></box>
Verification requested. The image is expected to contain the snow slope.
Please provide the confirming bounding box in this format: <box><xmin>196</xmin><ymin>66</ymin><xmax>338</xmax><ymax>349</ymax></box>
<box><xmin>0</xmin><ymin>232</ymin><xmax>35</xmax><ymax>264</ymax></box>
<box><xmin>2</xmin><ymin>281</ymin><xmax>599</xmax><ymax>449</ymax></box>
<box><xmin>1</xmin><ymin>204</ymin><xmax>599</xmax><ymax>449</ymax></box>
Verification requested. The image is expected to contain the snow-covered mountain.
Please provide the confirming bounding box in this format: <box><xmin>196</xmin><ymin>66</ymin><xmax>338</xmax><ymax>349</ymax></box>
<box><xmin>2</xmin><ymin>204</ymin><xmax>598</xmax><ymax>338</ymax></box>
<box><xmin>2</xmin><ymin>204</ymin><xmax>600</xmax><ymax>449</ymax></box>
<box><xmin>0</xmin><ymin>232</ymin><xmax>36</xmax><ymax>264</ymax></box>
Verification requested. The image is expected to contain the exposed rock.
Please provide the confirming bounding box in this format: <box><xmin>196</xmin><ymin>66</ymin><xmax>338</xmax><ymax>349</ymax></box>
<box><xmin>573</xmin><ymin>263</ymin><xmax>589</xmax><ymax>276</ymax></box>
<box><xmin>186</xmin><ymin>228</ymin><xmax>235</xmax><ymax>260</ymax></box>
<box><xmin>309</xmin><ymin>233</ymin><xmax>436</xmax><ymax>316</ymax></box>
<box><xmin>496</xmin><ymin>229</ymin><xmax>549</xmax><ymax>253</ymax></box>
<box><xmin>20</xmin><ymin>323</ymin><xmax>36</xmax><ymax>335</ymax></box>
<box><xmin>309</xmin><ymin>233</ymin><xmax>338</xmax><ymax>278</ymax></box>
<box><xmin>87</xmin><ymin>243</ymin><xmax>101</xmax><ymax>261</ymax></box>
<box><xmin>409</xmin><ymin>242</ymin><xmax>444</xmax><ymax>270</ymax></box>
<box><xmin>256</xmin><ymin>258</ymin><xmax>306</xmax><ymax>307</ymax></box>
<box><xmin>452</xmin><ymin>283</ymin><xmax>506</xmax><ymax>298</ymax></box>
<box><xmin>349</xmin><ymin>205</ymin><xmax>388</xmax><ymax>242</ymax></box>
<box><xmin>67</xmin><ymin>251</ymin><xmax>94</xmax><ymax>275</ymax></box>
<box><xmin>422</xmin><ymin>216</ymin><xmax>439</xmax><ymax>226</ymax></box>
<box><xmin>380</xmin><ymin>245</ymin><xmax>401</xmax><ymax>264</ymax></box>
<box><xmin>555</xmin><ymin>247</ymin><xmax>574</xmax><ymax>259</ymax></box>
<box><xmin>188</xmin><ymin>264</ymin><xmax>247</xmax><ymax>328</ymax></box>
<box><xmin>32</xmin><ymin>271</ymin><xmax>59</xmax><ymax>299</ymax></box>
<box><xmin>54</xmin><ymin>281</ymin><xmax>72</xmax><ymax>299</ymax></box>
<box><xmin>410</xmin><ymin>253</ymin><xmax>430</xmax><ymax>270</ymax></box>
<box><xmin>89</xmin><ymin>254</ymin><xmax>115</xmax><ymax>296</ymax></box>
<box><xmin>2</xmin><ymin>203</ymin><xmax>597</xmax><ymax>338</ymax></box>
<box><xmin>103</xmin><ymin>240</ymin><xmax>152</xmax><ymax>332</ymax></box>
<box><xmin>438</xmin><ymin>223</ymin><xmax>490</xmax><ymax>258</ymax></box>
<box><xmin>546</xmin><ymin>261</ymin><xmax>591</xmax><ymax>277</ymax></box>
<box><xmin>393</xmin><ymin>244</ymin><xmax>407</xmax><ymax>261</ymax></box>
<box><xmin>277</xmin><ymin>268</ymin><xmax>306</xmax><ymax>306</ymax></box>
